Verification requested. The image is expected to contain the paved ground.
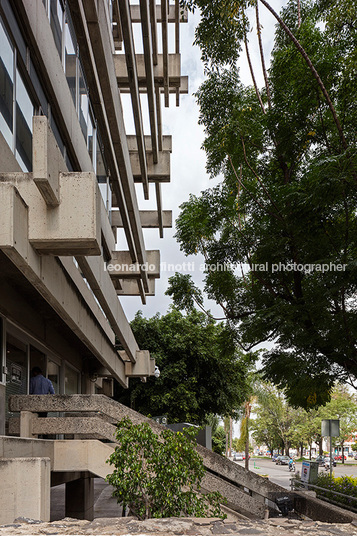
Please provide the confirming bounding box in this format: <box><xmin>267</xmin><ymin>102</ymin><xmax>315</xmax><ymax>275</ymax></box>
<box><xmin>1</xmin><ymin>516</ymin><xmax>357</xmax><ymax>535</ymax></box>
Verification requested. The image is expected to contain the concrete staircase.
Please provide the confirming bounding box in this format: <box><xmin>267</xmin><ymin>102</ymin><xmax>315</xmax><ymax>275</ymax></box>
<box><xmin>4</xmin><ymin>394</ymin><xmax>357</xmax><ymax>525</ymax></box>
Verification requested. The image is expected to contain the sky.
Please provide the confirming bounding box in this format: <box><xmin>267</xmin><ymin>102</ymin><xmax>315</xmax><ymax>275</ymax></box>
<box><xmin>120</xmin><ymin>1</ymin><xmax>286</xmax><ymax>322</ymax></box>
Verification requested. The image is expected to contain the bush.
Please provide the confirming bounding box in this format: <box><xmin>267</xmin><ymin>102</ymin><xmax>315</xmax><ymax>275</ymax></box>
<box><xmin>316</xmin><ymin>474</ymin><xmax>357</xmax><ymax>509</ymax></box>
<box><xmin>106</xmin><ymin>417</ymin><xmax>227</xmax><ymax>520</ymax></box>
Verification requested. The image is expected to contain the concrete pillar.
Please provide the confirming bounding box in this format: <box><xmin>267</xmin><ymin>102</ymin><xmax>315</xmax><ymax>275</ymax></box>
<box><xmin>0</xmin><ymin>385</ymin><xmax>5</xmax><ymax>436</ymax></box>
<box><xmin>20</xmin><ymin>411</ymin><xmax>35</xmax><ymax>438</ymax></box>
<box><xmin>0</xmin><ymin>457</ymin><xmax>50</xmax><ymax>524</ymax></box>
<box><xmin>65</xmin><ymin>475</ymin><xmax>94</xmax><ymax>520</ymax></box>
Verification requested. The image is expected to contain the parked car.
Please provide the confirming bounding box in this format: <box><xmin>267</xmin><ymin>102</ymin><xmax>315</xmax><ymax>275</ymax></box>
<box><xmin>272</xmin><ymin>454</ymin><xmax>279</xmax><ymax>462</ymax></box>
<box><xmin>355</xmin><ymin>453</ymin><xmax>357</xmax><ymax>461</ymax></box>
<box><xmin>233</xmin><ymin>452</ymin><xmax>244</xmax><ymax>462</ymax></box>
<box><xmin>334</xmin><ymin>454</ymin><xmax>347</xmax><ymax>461</ymax></box>
<box><xmin>315</xmin><ymin>455</ymin><xmax>326</xmax><ymax>466</ymax></box>
<box><xmin>276</xmin><ymin>455</ymin><xmax>291</xmax><ymax>465</ymax></box>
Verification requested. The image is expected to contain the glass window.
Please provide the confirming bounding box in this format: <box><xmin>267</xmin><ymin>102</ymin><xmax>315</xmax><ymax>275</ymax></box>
<box><xmin>5</xmin><ymin>333</ymin><xmax>28</xmax><ymax>422</ymax></box>
<box><xmin>65</xmin><ymin>364</ymin><xmax>79</xmax><ymax>394</ymax></box>
<box><xmin>79</xmin><ymin>62</ymin><xmax>88</xmax><ymax>140</ymax></box>
<box><xmin>88</xmin><ymin>109</ymin><xmax>95</xmax><ymax>165</ymax></box>
<box><xmin>48</xmin><ymin>360</ymin><xmax>60</xmax><ymax>394</ymax></box>
<box><xmin>30</xmin><ymin>345</ymin><xmax>46</xmax><ymax>375</ymax></box>
<box><xmin>15</xmin><ymin>68</ymin><xmax>33</xmax><ymax>171</ymax></box>
<box><xmin>0</xmin><ymin>19</ymin><xmax>14</xmax><ymax>149</ymax></box>
<box><xmin>64</xmin><ymin>9</ymin><xmax>77</xmax><ymax>106</ymax></box>
<box><xmin>50</xmin><ymin>0</ymin><xmax>64</xmax><ymax>60</ymax></box>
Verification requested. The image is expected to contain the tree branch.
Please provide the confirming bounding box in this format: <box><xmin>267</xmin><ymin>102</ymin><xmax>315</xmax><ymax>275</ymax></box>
<box><xmin>258</xmin><ymin>0</ymin><xmax>348</xmax><ymax>151</ymax></box>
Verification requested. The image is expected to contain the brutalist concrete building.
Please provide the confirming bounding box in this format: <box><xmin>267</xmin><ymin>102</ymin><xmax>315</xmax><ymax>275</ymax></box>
<box><xmin>0</xmin><ymin>0</ymin><xmax>187</xmax><ymax>522</ymax></box>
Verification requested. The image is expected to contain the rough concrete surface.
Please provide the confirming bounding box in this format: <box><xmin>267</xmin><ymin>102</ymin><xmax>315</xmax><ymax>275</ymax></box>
<box><xmin>1</xmin><ymin>516</ymin><xmax>357</xmax><ymax>536</ymax></box>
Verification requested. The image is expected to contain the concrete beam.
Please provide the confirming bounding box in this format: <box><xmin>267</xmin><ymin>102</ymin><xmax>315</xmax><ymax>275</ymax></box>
<box><xmin>0</xmin><ymin>172</ymin><xmax>101</xmax><ymax>256</ymax></box>
<box><xmin>118</xmin><ymin>0</ymin><xmax>149</xmax><ymax>200</ymax></box>
<box><xmin>118</xmin><ymin>76</ymin><xmax>188</xmax><ymax>95</ymax></box>
<box><xmin>130</xmin><ymin>4</ymin><xmax>188</xmax><ymax>23</ymax></box>
<box><xmin>114</xmin><ymin>53</ymin><xmax>181</xmax><ymax>88</ymax></box>
<box><xmin>130</xmin><ymin>150</ymin><xmax>170</xmax><ymax>182</ymax></box>
<box><xmin>32</xmin><ymin>116</ymin><xmax>63</xmax><ymax>206</ymax></box>
<box><xmin>123</xmin><ymin>350</ymin><xmax>155</xmax><ymax>377</ymax></box>
<box><xmin>127</xmin><ymin>134</ymin><xmax>172</xmax><ymax>152</ymax></box>
<box><xmin>75</xmin><ymin>255</ymin><xmax>140</xmax><ymax>362</ymax></box>
<box><xmin>139</xmin><ymin>0</ymin><xmax>159</xmax><ymax>163</ymax></box>
<box><xmin>111</xmin><ymin>210</ymin><xmax>172</xmax><ymax>229</ymax></box>
<box><xmin>107</xmin><ymin>250</ymin><xmax>160</xmax><ymax>278</ymax></box>
<box><xmin>161</xmin><ymin>0</ymin><xmax>169</xmax><ymax>107</ymax></box>
<box><xmin>114</xmin><ymin>277</ymin><xmax>156</xmax><ymax>296</ymax></box>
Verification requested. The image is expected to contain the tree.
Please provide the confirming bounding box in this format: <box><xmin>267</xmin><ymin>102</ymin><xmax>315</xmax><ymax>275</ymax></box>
<box><xmin>250</xmin><ymin>382</ymin><xmax>302</xmax><ymax>455</ymax></box>
<box><xmin>106</xmin><ymin>418</ymin><xmax>226</xmax><ymax>519</ymax></box>
<box><xmin>115</xmin><ymin>309</ymin><xmax>250</xmax><ymax>424</ymax></box>
<box><xmin>169</xmin><ymin>0</ymin><xmax>357</xmax><ymax>408</ymax></box>
<box><xmin>319</xmin><ymin>385</ymin><xmax>357</xmax><ymax>463</ymax></box>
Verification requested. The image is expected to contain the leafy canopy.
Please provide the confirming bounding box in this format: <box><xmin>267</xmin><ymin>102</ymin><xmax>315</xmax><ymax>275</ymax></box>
<box><xmin>170</xmin><ymin>0</ymin><xmax>357</xmax><ymax>408</ymax></box>
<box><xmin>116</xmin><ymin>308</ymin><xmax>250</xmax><ymax>424</ymax></box>
<box><xmin>106</xmin><ymin>417</ymin><xmax>226</xmax><ymax>519</ymax></box>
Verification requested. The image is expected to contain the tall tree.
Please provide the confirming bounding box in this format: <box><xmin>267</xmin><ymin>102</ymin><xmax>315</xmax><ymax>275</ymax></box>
<box><xmin>115</xmin><ymin>309</ymin><xmax>250</xmax><ymax>424</ymax></box>
<box><xmin>170</xmin><ymin>0</ymin><xmax>357</xmax><ymax>408</ymax></box>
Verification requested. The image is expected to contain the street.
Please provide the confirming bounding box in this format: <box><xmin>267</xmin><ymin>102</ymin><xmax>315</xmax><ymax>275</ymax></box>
<box><xmin>233</xmin><ymin>458</ymin><xmax>357</xmax><ymax>490</ymax></box>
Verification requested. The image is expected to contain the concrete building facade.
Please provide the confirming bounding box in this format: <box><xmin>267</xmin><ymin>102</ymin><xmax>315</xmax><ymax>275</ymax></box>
<box><xmin>0</xmin><ymin>0</ymin><xmax>187</xmax><ymax>434</ymax></box>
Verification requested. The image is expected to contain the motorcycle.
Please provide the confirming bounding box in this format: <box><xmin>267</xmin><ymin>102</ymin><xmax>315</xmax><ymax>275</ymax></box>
<box><xmin>288</xmin><ymin>460</ymin><xmax>296</xmax><ymax>472</ymax></box>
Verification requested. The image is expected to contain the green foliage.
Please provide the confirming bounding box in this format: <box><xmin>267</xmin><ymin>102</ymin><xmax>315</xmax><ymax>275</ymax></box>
<box><xmin>106</xmin><ymin>417</ymin><xmax>227</xmax><ymax>519</ymax></box>
<box><xmin>116</xmin><ymin>309</ymin><xmax>250</xmax><ymax>424</ymax></box>
<box><xmin>169</xmin><ymin>0</ymin><xmax>357</xmax><ymax>407</ymax></box>
<box><xmin>212</xmin><ymin>424</ymin><xmax>226</xmax><ymax>455</ymax></box>
<box><xmin>251</xmin><ymin>383</ymin><xmax>357</xmax><ymax>455</ymax></box>
<box><xmin>316</xmin><ymin>474</ymin><xmax>357</xmax><ymax>509</ymax></box>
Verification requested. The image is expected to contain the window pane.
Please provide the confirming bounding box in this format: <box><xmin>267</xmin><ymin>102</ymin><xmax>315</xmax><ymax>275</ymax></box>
<box><xmin>15</xmin><ymin>68</ymin><xmax>33</xmax><ymax>171</ymax></box>
<box><xmin>64</xmin><ymin>10</ymin><xmax>76</xmax><ymax>106</ymax></box>
<box><xmin>65</xmin><ymin>364</ymin><xmax>79</xmax><ymax>394</ymax></box>
<box><xmin>5</xmin><ymin>333</ymin><xmax>28</xmax><ymax>423</ymax></box>
<box><xmin>50</xmin><ymin>0</ymin><xmax>63</xmax><ymax>59</ymax></box>
<box><xmin>79</xmin><ymin>62</ymin><xmax>88</xmax><ymax>140</ymax></box>
<box><xmin>0</xmin><ymin>19</ymin><xmax>14</xmax><ymax>149</ymax></box>
<box><xmin>48</xmin><ymin>360</ymin><xmax>60</xmax><ymax>394</ymax></box>
<box><xmin>88</xmin><ymin>110</ymin><xmax>95</xmax><ymax>164</ymax></box>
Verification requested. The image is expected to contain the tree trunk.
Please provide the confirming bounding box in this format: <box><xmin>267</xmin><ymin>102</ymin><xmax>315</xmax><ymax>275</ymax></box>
<box><xmin>245</xmin><ymin>434</ymin><xmax>249</xmax><ymax>471</ymax></box>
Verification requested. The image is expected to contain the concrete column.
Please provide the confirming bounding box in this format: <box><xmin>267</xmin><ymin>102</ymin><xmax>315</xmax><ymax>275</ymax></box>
<box><xmin>0</xmin><ymin>385</ymin><xmax>5</xmax><ymax>435</ymax></box>
<box><xmin>65</xmin><ymin>475</ymin><xmax>94</xmax><ymax>520</ymax></box>
<box><xmin>20</xmin><ymin>411</ymin><xmax>35</xmax><ymax>438</ymax></box>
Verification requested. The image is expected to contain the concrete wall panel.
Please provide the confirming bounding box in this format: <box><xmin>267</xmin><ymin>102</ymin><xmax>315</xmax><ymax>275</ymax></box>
<box><xmin>0</xmin><ymin>457</ymin><xmax>50</xmax><ymax>524</ymax></box>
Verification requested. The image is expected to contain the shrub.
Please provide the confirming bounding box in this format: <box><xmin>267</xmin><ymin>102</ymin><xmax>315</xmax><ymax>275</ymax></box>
<box><xmin>316</xmin><ymin>474</ymin><xmax>357</xmax><ymax>509</ymax></box>
<box><xmin>106</xmin><ymin>417</ymin><xmax>227</xmax><ymax>520</ymax></box>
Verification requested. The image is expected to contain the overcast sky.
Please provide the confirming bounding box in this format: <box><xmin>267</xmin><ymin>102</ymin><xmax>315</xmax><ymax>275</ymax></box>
<box><xmin>120</xmin><ymin>1</ymin><xmax>286</xmax><ymax>321</ymax></box>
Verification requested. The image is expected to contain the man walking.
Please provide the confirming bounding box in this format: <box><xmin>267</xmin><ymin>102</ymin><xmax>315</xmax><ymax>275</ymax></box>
<box><xmin>30</xmin><ymin>366</ymin><xmax>55</xmax><ymax>394</ymax></box>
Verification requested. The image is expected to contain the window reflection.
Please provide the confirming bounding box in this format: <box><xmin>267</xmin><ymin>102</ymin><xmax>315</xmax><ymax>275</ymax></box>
<box><xmin>0</xmin><ymin>20</ymin><xmax>14</xmax><ymax>149</ymax></box>
<box><xmin>50</xmin><ymin>0</ymin><xmax>64</xmax><ymax>59</ymax></box>
<box><xmin>79</xmin><ymin>62</ymin><xmax>88</xmax><ymax>140</ymax></box>
<box><xmin>65</xmin><ymin>364</ymin><xmax>79</xmax><ymax>394</ymax></box>
<box><xmin>64</xmin><ymin>10</ymin><xmax>76</xmax><ymax>106</ymax></box>
<box><xmin>15</xmin><ymin>69</ymin><xmax>33</xmax><ymax>171</ymax></box>
<box><xmin>48</xmin><ymin>360</ymin><xmax>60</xmax><ymax>394</ymax></box>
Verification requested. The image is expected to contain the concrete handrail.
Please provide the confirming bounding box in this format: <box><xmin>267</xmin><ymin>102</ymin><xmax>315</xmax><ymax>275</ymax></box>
<box><xmin>9</xmin><ymin>395</ymin><xmax>286</xmax><ymax>506</ymax></box>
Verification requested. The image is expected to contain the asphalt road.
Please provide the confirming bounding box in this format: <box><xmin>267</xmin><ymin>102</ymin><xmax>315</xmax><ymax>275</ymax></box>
<box><xmin>233</xmin><ymin>457</ymin><xmax>357</xmax><ymax>490</ymax></box>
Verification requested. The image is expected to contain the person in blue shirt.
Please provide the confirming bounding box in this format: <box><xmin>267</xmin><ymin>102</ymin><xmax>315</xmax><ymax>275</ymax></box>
<box><xmin>30</xmin><ymin>367</ymin><xmax>55</xmax><ymax>395</ymax></box>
